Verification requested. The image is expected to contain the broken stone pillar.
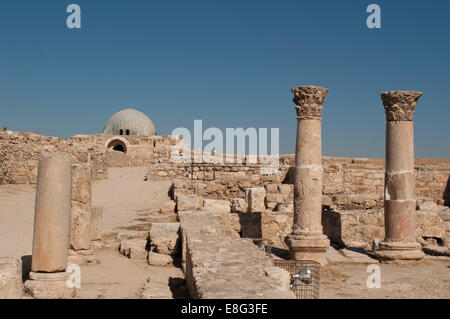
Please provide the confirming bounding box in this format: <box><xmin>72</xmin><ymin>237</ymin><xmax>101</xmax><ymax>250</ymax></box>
<box><xmin>286</xmin><ymin>86</ymin><xmax>330</xmax><ymax>266</ymax></box>
<box><xmin>70</xmin><ymin>164</ymin><xmax>92</xmax><ymax>251</ymax></box>
<box><xmin>68</xmin><ymin>164</ymin><xmax>98</xmax><ymax>265</ymax></box>
<box><xmin>375</xmin><ymin>91</ymin><xmax>425</xmax><ymax>263</ymax></box>
<box><xmin>25</xmin><ymin>153</ymin><xmax>74</xmax><ymax>298</ymax></box>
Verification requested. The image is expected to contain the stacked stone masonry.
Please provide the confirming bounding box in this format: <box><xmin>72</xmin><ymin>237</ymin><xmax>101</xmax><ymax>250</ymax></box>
<box><xmin>179</xmin><ymin>211</ymin><xmax>295</xmax><ymax>299</ymax></box>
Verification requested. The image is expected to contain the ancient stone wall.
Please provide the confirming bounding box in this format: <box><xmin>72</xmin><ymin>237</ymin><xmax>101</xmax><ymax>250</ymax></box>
<box><xmin>0</xmin><ymin>131</ymin><xmax>179</xmax><ymax>184</ymax></box>
<box><xmin>166</xmin><ymin>156</ymin><xmax>450</xmax><ymax>210</ymax></box>
<box><xmin>179</xmin><ymin>210</ymin><xmax>295</xmax><ymax>299</ymax></box>
<box><xmin>0</xmin><ymin>131</ymin><xmax>68</xmax><ymax>184</ymax></box>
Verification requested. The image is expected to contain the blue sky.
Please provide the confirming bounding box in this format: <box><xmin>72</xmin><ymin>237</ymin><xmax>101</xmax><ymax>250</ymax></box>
<box><xmin>0</xmin><ymin>0</ymin><xmax>449</xmax><ymax>157</ymax></box>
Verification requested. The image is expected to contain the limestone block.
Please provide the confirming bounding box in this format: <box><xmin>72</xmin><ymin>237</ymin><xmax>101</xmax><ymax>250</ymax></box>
<box><xmin>0</xmin><ymin>258</ymin><xmax>24</xmax><ymax>299</ymax></box>
<box><xmin>90</xmin><ymin>207</ymin><xmax>103</xmax><ymax>241</ymax></box>
<box><xmin>160</xmin><ymin>201</ymin><xmax>176</xmax><ymax>214</ymax></box>
<box><xmin>265</xmin><ymin>184</ymin><xmax>278</xmax><ymax>194</ymax></box>
<box><xmin>203</xmin><ymin>199</ymin><xmax>231</xmax><ymax>213</ymax></box>
<box><xmin>176</xmin><ymin>195</ymin><xmax>204</xmax><ymax>211</ymax></box>
<box><xmin>69</xmin><ymin>201</ymin><xmax>91</xmax><ymax>251</ymax></box>
<box><xmin>416</xmin><ymin>210</ymin><xmax>445</xmax><ymax>239</ymax></box>
<box><xmin>231</xmin><ymin>198</ymin><xmax>247</xmax><ymax>213</ymax></box>
<box><xmin>274</xmin><ymin>203</ymin><xmax>293</xmax><ymax>213</ymax></box>
<box><xmin>149</xmin><ymin>223</ymin><xmax>180</xmax><ymax>256</ymax></box>
<box><xmin>246</xmin><ymin>187</ymin><xmax>266</xmax><ymax>212</ymax></box>
<box><xmin>278</xmin><ymin>184</ymin><xmax>293</xmax><ymax>194</ymax></box>
<box><xmin>264</xmin><ymin>266</ymin><xmax>291</xmax><ymax>291</ymax></box>
<box><xmin>148</xmin><ymin>252</ymin><xmax>174</xmax><ymax>266</ymax></box>
<box><xmin>418</xmin><ymin>201</ymin><xmax>439</xmax><ymax>211</ymax></box>
<box><xmin>119</xmin><ymin>239</ymin><xmax>148</xmax><ymax>260</ymax></box>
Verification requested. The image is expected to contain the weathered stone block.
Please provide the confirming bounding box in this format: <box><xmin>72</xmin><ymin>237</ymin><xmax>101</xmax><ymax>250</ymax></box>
<box><xmin>149</xmin><ymin>223</ymin><xmax>180</xmax><ymax>256</ymax></box>
<box><xmin>148</xmin><ymin>252</ymin><xmax>174</xmax><ymax>266</ymax></box>
<box><xmin>176</xmin><ymin>195</ymin><xmax>204</xmax><ymax>211</ymax></box>
<box><xmin>246</xmin><ymin>187</ymin><xmax>266</xmax><ymax>212</ymax></box>
<box><xmin>0</xmin><ymin>258</ymin><xmax>24</xmax><ymax>299</ymax></box>
<box><xmin>231</xmin><ymin>198</ymin><xmax>247</xmax><ymax>213</ymax></box>
<box><xmin>119</xmin><ymin>239</ymin><xmax>148</xmax><ymax>259</ymax></box>
<box><xmin>160</xmin><ymin>201</ymin><xmax>176</xmax><ymax>214</ymax></box>
<box><xmin>203</xmin><ymin>199</ymin><xmax>231</xmax><ymax>213</ymax></box>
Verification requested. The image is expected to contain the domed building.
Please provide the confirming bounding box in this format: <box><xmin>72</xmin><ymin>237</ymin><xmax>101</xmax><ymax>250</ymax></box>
<box><xmin>103</xmin><ymin>108</ymin><xmax>157</xmax><ymax>136</ymax></box>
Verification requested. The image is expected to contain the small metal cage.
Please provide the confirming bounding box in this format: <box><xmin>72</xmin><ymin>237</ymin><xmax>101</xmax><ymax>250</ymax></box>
<box><xmin>251</xmin><ymin>238</ymin><xmax>273</xmax><ymax>256</ymax></box>
<box><xmin>273</xmin><ymin>260</ymin><xmax>321</xmax><ymax>299</ymax></box>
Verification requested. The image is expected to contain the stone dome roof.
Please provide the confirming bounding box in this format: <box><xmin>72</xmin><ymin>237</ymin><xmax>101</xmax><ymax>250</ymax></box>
<box><xmin>103</xmin><ymin>108</ymin><xmax>156</xmax><ymax>136</ymax></box>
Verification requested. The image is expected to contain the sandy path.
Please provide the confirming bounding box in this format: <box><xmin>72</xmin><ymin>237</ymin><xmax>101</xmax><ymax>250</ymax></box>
<box><xmin>0</xmin><ymin>184</ymin><xmax>36</xmax><ymax>259</ymax></box>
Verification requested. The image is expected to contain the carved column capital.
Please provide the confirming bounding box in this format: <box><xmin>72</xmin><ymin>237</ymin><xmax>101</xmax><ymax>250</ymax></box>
<box><xmin>291</xmin><ymin>86</ymin><xmax>328</xmax><ymax>120</ymax></box>
<box><xmin>381</xmin><ymin>91</ymin><xmax>422</xmax><ymax>122</ymax></box>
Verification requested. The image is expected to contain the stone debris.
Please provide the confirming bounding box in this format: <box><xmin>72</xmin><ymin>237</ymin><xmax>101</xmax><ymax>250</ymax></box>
<box><xmin>148</xmin><ymin>252</ymin><xmax>174</xmax><ymax>266</ymax></box>
<box><xmin>119</xmin><ymin>238</ymin><xmax>148</xmax><ymax>260</ymax></box>
<box><xmin>0</xmin><ymin>257</ymin><xmax>24</xmax><ymax>299</ymax></box>
<box><xmin>148</xmin><ymin>222</ymin><xmax>180</xmax><ymax>256</ymax></box>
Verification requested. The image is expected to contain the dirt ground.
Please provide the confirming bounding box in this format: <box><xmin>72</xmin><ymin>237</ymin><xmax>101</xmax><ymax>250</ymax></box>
<box><xmin>0</xmin><ymin>166</ymin><xmax>449</xmax><ymax>299</ymax></box>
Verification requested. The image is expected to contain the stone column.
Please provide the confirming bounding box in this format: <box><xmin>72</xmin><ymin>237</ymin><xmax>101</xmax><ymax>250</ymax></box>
<box><xmin>287</xmin><ymin>86</ymin><xmax>330</xmax><ymax>266</ymax></box>
<box><xmin>25</xmin><ymin>153</ymin><xmax>74</xmax><ymax>298</ymax></box>
<box><xmin>375</xmin><ymin>91</ymin><xmax>425</xmax><ymax>263</ymax></box>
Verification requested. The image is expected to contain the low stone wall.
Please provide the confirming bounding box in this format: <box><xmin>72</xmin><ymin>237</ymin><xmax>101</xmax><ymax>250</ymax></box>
<box><xmin>0</xmin><ymin>131</ymin><xmax>179</xmax><ymax>184</ymax></box>
<box><xmin>179</xmin><ymin>211</ymin><xmax>295</xmax><ymax>299</ymax></box>
<box><xmin>0</xmin><ymin>131</ymin><xmax>68</xmax><ymax>184</ymax></box>
<box><xmin>166</xmin><ymin>157</ymin><xmax>450</xmax><ymax>210</ymax></box>
<box><xmin>322</xmin><ymin>208</ymin><xmax>450</xmax><ymax>249</ymax></box>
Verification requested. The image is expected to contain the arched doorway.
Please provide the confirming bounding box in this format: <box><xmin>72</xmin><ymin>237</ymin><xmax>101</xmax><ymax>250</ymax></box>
<box><xmin>107</xmin><ymin>139</ymin><xmax>127</xmax><ymax>153</ymax></box>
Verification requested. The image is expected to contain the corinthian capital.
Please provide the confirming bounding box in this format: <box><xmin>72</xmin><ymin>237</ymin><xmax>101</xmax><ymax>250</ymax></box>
<box><xmin>381</xmin><ymin>91</ymin><xmax>423</xmax><ymax>122</ymax></box>
<box><xmin>291</xmin><ymin>86</ymin><xmax>328</xmax><ymax>119</ymax></box>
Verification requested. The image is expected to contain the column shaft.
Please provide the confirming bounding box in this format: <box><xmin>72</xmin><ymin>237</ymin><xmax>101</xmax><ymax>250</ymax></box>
<box><xmin>287</xmin><ymin>86</ymin><xmax>330</xmax><ymax>266</ymax></box>
<box><xmin>31</xmin><ymin>153</ymin><xmax>72</xmax><ymax>273</ymax></box>
<box><xmin>375</xmin><ymin>90</ymin><xmax>424</xmax><ymax>263</ymax></box>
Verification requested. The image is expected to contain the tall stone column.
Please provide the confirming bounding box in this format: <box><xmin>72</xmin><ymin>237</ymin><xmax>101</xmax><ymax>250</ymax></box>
<box><xmin>25</xmin><ymin>153</ymin><xmax>74</xmax><ymax>298</ymax></box>
<box><xmin>287</xmin><ymin>86</ymin><xmax>330</xmax><ymax>266</ymax></box>
<box><xmin>375</xmin><ymin>91</ymin><xmax>425</xmax><ymax>263</ymax></box>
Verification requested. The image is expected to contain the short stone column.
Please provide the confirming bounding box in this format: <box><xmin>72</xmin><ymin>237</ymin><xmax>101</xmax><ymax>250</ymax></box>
<box><xmin>375</xmin><ymin>91</ymin><xmax>425</xmax><ymax>263</ymax></box>
<box><xmin>286</xmin><ymin>86</ymin><xmax>330</xmax><ymax>266</ymax></box>
<box><xmin>25</xmin><ymin>153</ymin><xmax>74</xmax><ymax>298</ymax></box>
<box><xmin>68</xmin><ymin>164</ymin><xmax>97</xmax><ymax>265</ymax></box>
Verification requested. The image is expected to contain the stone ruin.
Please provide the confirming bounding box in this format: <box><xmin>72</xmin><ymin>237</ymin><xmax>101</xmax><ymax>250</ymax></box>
<box><xmin>0</xmin><ymin>89</ymin><xmax>450</xmax><ymax>299</ymax></box>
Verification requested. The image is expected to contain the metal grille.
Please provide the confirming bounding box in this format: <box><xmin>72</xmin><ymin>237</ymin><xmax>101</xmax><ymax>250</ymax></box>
<box><xmin>251</xmin><ymin>238</ymin><xmax>273</xmax><ymax>257</ymax></box>
<box><xmin>273</xmin><ymin>260</ymin><xmax>321</xmax><ymax>299</ymax></box>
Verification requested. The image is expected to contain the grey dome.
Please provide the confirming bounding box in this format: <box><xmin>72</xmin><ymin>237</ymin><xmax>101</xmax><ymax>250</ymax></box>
<box><xmin>103</xmin><ymin>108</ymin><xmax>156</xmax><ymax>136</ymax></box>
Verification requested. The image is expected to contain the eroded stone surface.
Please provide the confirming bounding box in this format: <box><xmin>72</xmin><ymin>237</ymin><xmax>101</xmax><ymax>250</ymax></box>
<box><xmin>119</xmin><ymin>238</ymin><xmax>148</xmax><ymax>260</ymax></box>
<box><xmin>0</xmin><ymin>257</ymin><xmax>24</xmax><ymax>299</ymax></box>
<box><xmin>180</xmin><ymin>211</ymin><xmax>295</xmax><ymax>299</ymax></box>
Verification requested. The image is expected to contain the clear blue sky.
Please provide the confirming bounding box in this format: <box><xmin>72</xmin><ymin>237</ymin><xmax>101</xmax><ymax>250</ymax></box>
<box><xmin>0</xmin><ymin>0</ymin><xmax>449</xmax><ymax>157</ymax></box>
